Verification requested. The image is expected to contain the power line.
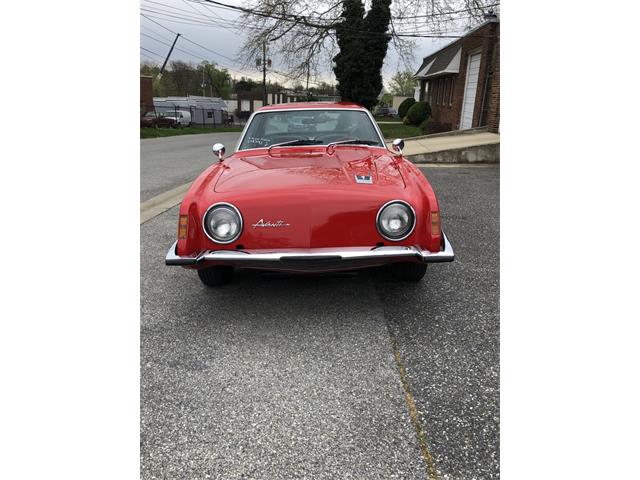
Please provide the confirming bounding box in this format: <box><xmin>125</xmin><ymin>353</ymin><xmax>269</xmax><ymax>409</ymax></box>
<box><xmin>140</xmin><ymin>6</ymin><xmax>493</xmax><ymax>87</ymax></box>
<box><xmin>192</xmin><ymin>0</ymin><xmax>496</xmax><ymax>39</ymax></box>
<box><xmin>197</xmin><ymin>0</ymin><xmax>498</xmax><ymax>31</ymax></box>
<box><xmin>140</xmin><ymin>46</ymin><xmax>164</xmax><ymax>58</ymax></box>
<box><xmin>141</xmin><ymin>3</ymin><xmax>270</xmax><ymax>33</ymax></box>
<box><xmin>180</xmin><ymin>33</ymin><xmax>238</xmax><ymax>64</ymax></box>
<box><xmin>141</xmin><ymin>14</ymin><xmax>261</xmax><ymax>79</ymax></box>
<box><xmin>141</xmin><ymin>31</ymin><xmax>212</xmax><ymax>62</ymax></box>
<box><xmin>141</xmin><ymin>7</ymin><xmax>220</xmax><ymax>27</ymax></box>
<box><xmin>188</xmin><ymin>0</ymin><xmax>497</xmax><ymax>25</ymax></box>
<box><xmin>393</xmin><ymin>3</ymin><xmax>500</xmax><ymax>20</ymax></box>
<box><xmin>143</xmin><ymin>1</ymin><xmax>495</xmax><ymax>42</ymax></box>
<box><xmin>140</xmin><ymin>23</ymin><xmax>174</xmax><ymax>42</ymax></box>
<box><xmin>179</xmin><ymin>0</ymin><xmax>241</xmax><ymax>36</ymax></box>
<box><xmin>141</xmin><ymin>0</ymin><xmax>254</xmax><ymax>32</ymax></box>
<box><xmin>141</xmin><ymin>12</ymin><xmax>237</xmax><ymax>64</ymax></box>
<box><xmin>141</xmin><ymin>12</ymin><xmax>221</xmax><ymax>28</ymax></box>
<box><xmin>141</xmin><ymin>0</ymin><xmax>243</xmax><ymax>33</ymax></box>
<box><xmin>141</xmin><ymin>31</ymin><xmax>173</xmax><ymax>47</ymax></box>
<box><xmin>140</xmin><ymin>52</ymin><xmax>159</xmax><ymax>62</ymax></box>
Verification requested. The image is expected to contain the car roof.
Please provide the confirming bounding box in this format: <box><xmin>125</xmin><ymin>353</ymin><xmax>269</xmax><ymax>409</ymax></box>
<box><xmin>255</xmin><ymin>101</ymin><xmax>365</xmax><ymax>112</ymax></box>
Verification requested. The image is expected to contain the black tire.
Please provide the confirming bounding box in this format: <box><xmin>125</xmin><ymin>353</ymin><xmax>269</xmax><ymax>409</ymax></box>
<box><xmin>390</xmin><ymin>262</ymin><xmax>428</xmax><ymax>282</ymax></box>
<box><xmin>197</xmin><ymin>266</ymin><xmax>234</xmax><ymax>286</ymax></box>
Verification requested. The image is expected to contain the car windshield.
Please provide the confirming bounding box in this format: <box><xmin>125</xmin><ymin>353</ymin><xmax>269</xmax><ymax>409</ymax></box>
<box><xmin>238</xmin><ymin>109</ymin><xmax>383</xmax><ymax>150</ymax></box>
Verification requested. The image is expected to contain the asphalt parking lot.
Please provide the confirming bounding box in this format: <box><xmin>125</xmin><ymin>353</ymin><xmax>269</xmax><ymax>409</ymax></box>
<box><xmin>140</xmin><ymin>162</ymin><xmax>499</xmax><ymax>479</ymax></box>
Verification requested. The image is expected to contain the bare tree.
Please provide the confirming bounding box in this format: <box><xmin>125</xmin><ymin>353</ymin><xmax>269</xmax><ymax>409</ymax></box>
<box><xmin>234</xmin><ymin>0</ymin><xmax>499</xmax><ymax>83</ymax></box>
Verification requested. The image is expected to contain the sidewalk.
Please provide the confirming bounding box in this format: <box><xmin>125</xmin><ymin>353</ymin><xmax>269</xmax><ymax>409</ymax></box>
<box><xmin>394</xmin><ymin>129</ymin><xmax>500</xmax><ymax>163</ymax></box>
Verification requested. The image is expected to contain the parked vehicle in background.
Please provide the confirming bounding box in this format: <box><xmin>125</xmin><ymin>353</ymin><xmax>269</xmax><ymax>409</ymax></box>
<box><xmin>140</xmin><ymin>111</ymin><xmax>176</xmax><ymax>128</ymax></box>
<box><xmin>163</xmin><ymin>110</ymin><xmax>192</xmax><ymax>127</ymax></box>
<box><xmin>373</xmin><ymin>106</ymin><xmax>399</xmax><ymax>117</ymax></box>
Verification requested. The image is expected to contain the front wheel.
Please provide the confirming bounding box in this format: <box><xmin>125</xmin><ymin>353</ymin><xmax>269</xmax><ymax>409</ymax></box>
<box><xmin>390</xmin><ymin>262</ymin><xmax>428</xmax><ymax>282</ymax></box>
<box><xmin>197</xmin><ymin>265</ymin><xmax>234</xmax><ymax>286</ymax></box>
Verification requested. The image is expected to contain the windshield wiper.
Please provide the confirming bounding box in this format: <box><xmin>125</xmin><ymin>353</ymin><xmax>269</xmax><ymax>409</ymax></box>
<box><xmin>267</xmin><ymin>138</ymin><xmax>323</xmax><ymax>153</ymax></box>
<box><xmin>325</xmin><ymin>139</ymin><xmax>379</xmax><ymax>153</ymax></box>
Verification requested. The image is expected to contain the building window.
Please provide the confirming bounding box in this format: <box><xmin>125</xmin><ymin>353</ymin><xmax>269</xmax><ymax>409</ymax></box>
<box><xmin>207</xmin><ymin>112</ymin><xmax>213</xmax><ymax>118</ymax></box>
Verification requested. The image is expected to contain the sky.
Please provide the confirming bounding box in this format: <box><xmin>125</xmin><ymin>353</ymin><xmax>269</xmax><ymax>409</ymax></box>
<box><xmin>139</xmin><ymin>0</ymin><xmax>483</xmax><ymax>89</ymax></box>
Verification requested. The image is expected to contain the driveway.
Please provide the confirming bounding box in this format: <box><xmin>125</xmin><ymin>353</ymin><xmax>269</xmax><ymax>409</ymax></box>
<box><xmin>140</xmin><ymin>163</ymin><xmax>500</xmax><ymax>479</ymax></box>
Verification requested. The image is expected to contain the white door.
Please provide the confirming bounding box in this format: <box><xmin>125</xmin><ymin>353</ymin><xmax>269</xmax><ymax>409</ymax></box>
<box><xmin>460</xmin><ymin>53</ymin><xmax>481</xmax><ymax>130</ymax></box>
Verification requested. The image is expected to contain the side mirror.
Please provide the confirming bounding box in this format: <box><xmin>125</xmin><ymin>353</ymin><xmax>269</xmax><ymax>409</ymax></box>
<box><xmin>392</xmin><ymin>138</ymin><xmax>405</xmax><ymax>153</ymax></box>
<box><xmin>212</xmin><ymin>143</ymin><xmax>226</xmax><ymax>161</ymax></box>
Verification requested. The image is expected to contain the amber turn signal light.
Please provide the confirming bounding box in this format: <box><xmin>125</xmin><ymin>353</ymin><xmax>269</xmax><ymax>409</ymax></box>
<box><xmin>430</xmin><ymin>211</ymin><xmax>441</xmax><ymax>236</ymax></box>
<box><xmin>178</xmin><ymin>215</ymin><xmax>189</xmax><ymax>239</ymax></box>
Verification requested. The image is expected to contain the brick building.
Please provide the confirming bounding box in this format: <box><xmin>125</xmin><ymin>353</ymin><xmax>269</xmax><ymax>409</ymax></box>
<box><xmin>140</xmin><ymin>75</ymin><xmax>154</xmax><ymax>113</ymax></box>
<box><xmin>414</xmin><ymin>17</ymin><xmax>499</xmax><ymax>133</ymax></box>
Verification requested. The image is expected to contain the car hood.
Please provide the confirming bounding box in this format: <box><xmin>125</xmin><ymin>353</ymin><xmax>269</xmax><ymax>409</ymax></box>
<box><xmin>214</xmin><ymin>147</ymin><xmax>405</xmax><ymax>192</ymax></box>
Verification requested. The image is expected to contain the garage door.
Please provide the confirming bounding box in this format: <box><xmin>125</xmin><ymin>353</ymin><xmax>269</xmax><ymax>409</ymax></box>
<box><xmin>460</xmin><ymin>53</ymin><xmax>481</xmax><ymax>130</ymax></box>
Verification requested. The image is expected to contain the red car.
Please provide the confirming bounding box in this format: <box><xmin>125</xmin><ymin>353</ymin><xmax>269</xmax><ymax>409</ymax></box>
<box><xmin>140</xmin><ymin>111</ymin><xmax>176</xmax><ymax>128</ymax></box>
<box><xmin>166</xmin><ymin>102</ymin><xmax>454</xmax><ymax>286</ymax></box>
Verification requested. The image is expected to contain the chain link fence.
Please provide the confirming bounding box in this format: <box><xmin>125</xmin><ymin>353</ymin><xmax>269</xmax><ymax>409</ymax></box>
<box><xmin>141</xmin><ymin>106</ymin><xmax>246</xmax><ymax>128</ymax></box>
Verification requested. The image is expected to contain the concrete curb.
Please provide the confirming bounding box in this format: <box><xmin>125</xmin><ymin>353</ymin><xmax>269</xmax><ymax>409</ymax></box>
<box><xmin>401</xmin><ymin>126</ymin><xmax>489</xmax><ymax>142</ymax></box>
<box><xmin>140</xmin><ymin>182</ymin><xmax>191</xmax><ymax>224</ymax></box>
<box><xmin>406</xmin><ymin>142</ymin><xmax>499</xmax><ymax>164</ymax></box>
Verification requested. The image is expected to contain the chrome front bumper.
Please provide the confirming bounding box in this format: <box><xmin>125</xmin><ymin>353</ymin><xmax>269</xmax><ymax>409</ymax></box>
<box><xmin>166</xmin><ymin>232</ymin><xmax>454</xmax><ymax>271</ymax></box>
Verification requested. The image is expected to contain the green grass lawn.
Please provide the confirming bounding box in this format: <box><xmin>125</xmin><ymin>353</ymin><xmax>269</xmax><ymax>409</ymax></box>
<box><xmin>373</xmin><ymin>116</ymin><xmax>403</xmax><ymax>123</ymax></box>
<box><xmin>377</xmin><ymin>122</ymin><xmax>422</xmax><ymax>140</ymax></box>
<box><xmin>141</xmin><ymin>125</ymin><xmax>244</xmax><ymax>139</ymax></box>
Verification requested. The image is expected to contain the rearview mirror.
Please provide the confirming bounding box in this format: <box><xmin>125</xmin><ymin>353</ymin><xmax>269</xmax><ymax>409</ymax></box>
<box><xmin>392</xmin><ymin>138</ymin><xmax>405</xmax><ymax>153</ymax></box>
<box><xmin>212</xmin><ymin>143</ymin><xmax>226</xmax><ymax>161</ymax></box>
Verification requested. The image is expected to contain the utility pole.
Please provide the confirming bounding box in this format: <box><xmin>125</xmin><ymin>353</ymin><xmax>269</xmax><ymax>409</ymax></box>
<box><xmin>157</xmin><ymin>33</ymin><xmax>181</xmax><ymax>80</ymax></box>
<box><xmin>201</xmin><ymin>66</ymin><xmax>206</xmax><ymax>96</ymax></box>
<box><xmin>262</xmin><ymin>41</ymin><xmax>267</xmax><ymax>106</ymax></box>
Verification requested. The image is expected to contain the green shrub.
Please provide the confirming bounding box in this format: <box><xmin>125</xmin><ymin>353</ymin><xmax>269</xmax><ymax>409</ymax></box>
<box><xmin>405</xmin><ymin>101</ymin><xmax>431</xmax><ymax>126</ymax></box>
<box><xmin>398</xmin><ymin>97</ymin><xmax>416</xmax><ymax>118</ymax></box>
<box><xmin>419</xmin><ymin>117</ymin><xmax>431</xmax><ymax>132</ymax></box>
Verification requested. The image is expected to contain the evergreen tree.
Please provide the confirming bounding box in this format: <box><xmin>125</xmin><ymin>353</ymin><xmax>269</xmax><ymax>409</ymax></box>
<box><xmin>333</xmin><ymin>0</ymin><xmax>392</xmax><ymax>110</ymax></box>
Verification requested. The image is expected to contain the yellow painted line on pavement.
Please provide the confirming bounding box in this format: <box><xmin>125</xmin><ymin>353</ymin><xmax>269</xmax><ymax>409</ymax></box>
<box><xmin>140</xmin><ymin>182</ymin><xmax>191</xmax><ymax>224</ymax></box>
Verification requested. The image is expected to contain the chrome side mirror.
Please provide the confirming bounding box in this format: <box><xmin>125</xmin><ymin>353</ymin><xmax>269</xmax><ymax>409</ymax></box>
<box><xmin>212</xmin><ymin>143</ymin><xmax>226</xmax><ymax>161</ymax></box>
<box><xmin>392</xmin><ymin>138</ymin><xmax>405</xmax><ymax>153</ymax></box>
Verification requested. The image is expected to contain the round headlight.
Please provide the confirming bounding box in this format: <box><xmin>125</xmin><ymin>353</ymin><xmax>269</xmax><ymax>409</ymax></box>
<box><xmin>376</xmin><ymin>200</ymin><xmax>416</xmax><ymax>241</ymax></box>
<box><xmin>203</xmin><ymin>203</ymin><xmax>243</xmax><ymax>244</ymax></box>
